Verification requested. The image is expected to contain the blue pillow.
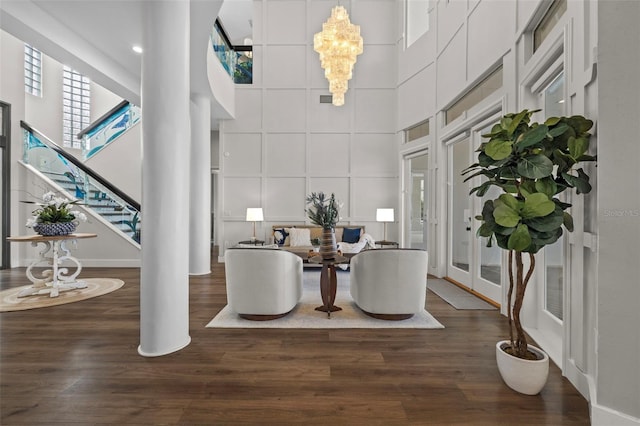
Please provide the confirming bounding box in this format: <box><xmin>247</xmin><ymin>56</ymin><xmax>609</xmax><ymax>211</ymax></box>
<box><xmin>273</xmin><ymin>228</ymin><xmax>289</xmax><ymax>246</ymax></box>
<box><xmin>342</xmin><ymin>227</ymin><xmax>361</xmax><ymax>244</ymax></box>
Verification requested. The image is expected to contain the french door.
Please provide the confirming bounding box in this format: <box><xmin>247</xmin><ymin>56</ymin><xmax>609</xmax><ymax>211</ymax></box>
<box><xmin>447</xmin><ymin>124</ymin><xmax>502</xmax><ymax>304</ymax></box>
<box><xmin>406</xmin><ymin>152</ymin><xmax>428</xmax><ymax>250</ymax></box>
<box><xmin>0</xmin><ymin>101</ymin><xmax>10</xmax><ymax>269</ymax></box>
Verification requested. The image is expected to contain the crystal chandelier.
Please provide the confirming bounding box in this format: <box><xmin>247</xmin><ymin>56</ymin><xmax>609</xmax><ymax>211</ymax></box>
<box><xmin>313</xmin><ymin>5</ymin><xmax>363</xmax><ymax>106</ymax></box>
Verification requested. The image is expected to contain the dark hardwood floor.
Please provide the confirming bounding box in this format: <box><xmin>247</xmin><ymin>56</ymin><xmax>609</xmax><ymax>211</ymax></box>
<box><xmin>0</xmin><ymin>248</ymin><xmax>590</xmax><ymax>425</ymax></box>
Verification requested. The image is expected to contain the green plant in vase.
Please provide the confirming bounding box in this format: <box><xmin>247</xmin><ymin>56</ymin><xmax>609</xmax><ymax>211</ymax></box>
<box><xmin>306</xmin><ymin>192</ymin><xmax>341</xmax><ymax>259</ymax></box>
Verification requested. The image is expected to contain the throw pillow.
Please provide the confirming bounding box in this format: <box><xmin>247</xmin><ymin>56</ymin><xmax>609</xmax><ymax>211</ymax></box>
<box><xmin>288</xmin><ymin>228</ymin><xmax>312</xmax><ymax>247</ymax></box>
<box><xmin>342</xmin><ymin>227</ymin><xmax>362</xmax><ymax>243</ymax></box>
<box><xmin>273</xmin><ymin>228</ymin><xmax>289</xmax><ymax>246</ymax></box>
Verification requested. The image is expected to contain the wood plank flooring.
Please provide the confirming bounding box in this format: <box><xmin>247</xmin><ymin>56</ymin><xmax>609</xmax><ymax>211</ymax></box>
<box><xmin>0</xmin><ymin>249</ymin><xmax>590</xmax><ymax>425</ymax></box>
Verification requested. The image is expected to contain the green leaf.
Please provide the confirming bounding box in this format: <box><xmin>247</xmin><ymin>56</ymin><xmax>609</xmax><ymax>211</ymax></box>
<box><xmin>508</xmin><ymin>224</ymin><xmax>532</xmax><ymax>251</ymax></box>
<box><xmin>568</xmin><ymin>115</ymin><xmax>594</xmax><ymax>133</ymax></box>
<box><xmin>525</xmin><ymin>207</ymin><xmax>564</xmax><ymax>232</ymax></box>
<box><xmin>485</xmin><ymin>139</ymin><xmax>513</xmax><ymax>160</ymax></box>
<box><xmin>535</xmin><ymin>177</ymin><xmax>558</xmax><ymax>197</ymax></box>
<box><xmin>562</xmin><ymin>169</ymin><xmax>592</xmax><ymax>194</ymax></box>
<box><xmin>498</xmin><ymin>193</ymin><xmax>519</xmax><ymax>210</ymax></box>
<box><xmin>568</xmin><ymin>136</ymin><xmax>589</xmax><ymax>159</ymax></box>
<box><xmin>493</xmin><ymin>198</ymin><xmax>521</xmax><ymax>228</ymax></box>
<box><xmin>477</xmin><ymin>222</ymin><xmax>494</xmax><ymax>238</ymax></box>
<box><xmin>516</xmin><ymin>124</ymin><xmax>548</xmax><ymax>151</ymax></box>
<box><xmin>547</xmin><ymin>123</ymin><xmax>569</xmax><ymax>137</ymax></box>
<box><xmin>507</xmin><ymin>110</ymin><xmax>529</xmax><ymax>135</ymax></box>
<box><xmin>517</xmin><ymin>154</ymin><xmax>554</xmax><ymax>179</ymax></box>
<box><xmin>563</xmin><ymin>212</ymin><xmax>574</xmax><ymax>232</ymax></box>
<box><xmin>521</xmin><ymin>193</ymin><xmax>556</xmax><ymax>218</ymax></box>
<box><xmin>545</xmin><ymin>116</ymin><xmax>561</xmax><ymax>126</ymax></box>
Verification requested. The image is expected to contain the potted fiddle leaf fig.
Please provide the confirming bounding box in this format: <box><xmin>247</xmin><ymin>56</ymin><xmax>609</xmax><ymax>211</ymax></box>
<box><xmin>462</xmin><ymin>109</ymin><xmax>596</xmax><ymax>395</ymax></box>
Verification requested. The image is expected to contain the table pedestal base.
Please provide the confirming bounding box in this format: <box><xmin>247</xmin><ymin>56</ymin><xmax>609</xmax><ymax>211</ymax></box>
<box><xmin>17</xmin><ymin>280</ymin><xmax>88</xmax><ymax>298</ymax></box>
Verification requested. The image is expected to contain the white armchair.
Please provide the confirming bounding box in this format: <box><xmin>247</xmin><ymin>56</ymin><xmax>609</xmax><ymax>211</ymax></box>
<box><xmin>350</xmin><ymin>249</ymin><xmax>429</xmax><ymax>320</ymax></box>
<box><xmin>225</xmin><ymin>248</ymin><xmax>303</xmax><ymax>320</ymax></box>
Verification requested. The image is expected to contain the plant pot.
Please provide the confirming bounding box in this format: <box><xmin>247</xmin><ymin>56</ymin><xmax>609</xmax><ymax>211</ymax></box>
<box><xmin>319</xmin><ymin>228</ymin><xmax>337</xmax><ymax>260</ymax></box>
<box><xmin>496</xmin><ymin>340</ymin><xmax>549</xmax><ymax>395</ymax></box>
<box><xmin>33</xmin><ymin>222</ymin><xmax>77</xmax><ymax>236</ymax></box>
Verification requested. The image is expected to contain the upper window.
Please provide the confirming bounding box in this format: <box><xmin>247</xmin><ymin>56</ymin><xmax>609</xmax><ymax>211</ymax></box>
<box><xmin>404</xmin><ymin>120</ymin><xmax>430</xmax><ymax>144</ymax></box>
<box><xmin>533</xmin><ymin>0</ymin><xmax>567</xmax><ymax>52</ymax></box>
<box><xmin>24</xmin><ymin>44</ymin><xmax>42</xmax><ymax>97</ymax></box>
<box><xmin>445</xmin><ymin>66</ymin><xmax>503</xmax><ymax>125</ymax></box>
<box><xmin>62</xmin><ymin>67</ymin><xmax>91</xmax><ymax>149</ymax></box>
<box><xmin>405</xmin><ymin>0</ymin><xmax>430</xmax><ymax>48</ymax></box>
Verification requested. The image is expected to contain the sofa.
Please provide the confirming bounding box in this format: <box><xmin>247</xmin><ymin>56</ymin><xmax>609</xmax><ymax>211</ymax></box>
<box><xmin>224</xmin><ymin>248</ymin><xmax>303</xmax><ymax>320</ymax></box>
<box><xmin>270</xmin><ymin>225</ymin><xmax>374</xmax><ymax>258</ymax></box>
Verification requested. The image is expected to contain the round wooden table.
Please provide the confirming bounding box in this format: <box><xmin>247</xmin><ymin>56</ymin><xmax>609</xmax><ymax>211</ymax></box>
<box><xmin>7</xmin><ymin>233</ymin><xmax>97</xmax><ymax>298</ymax></box>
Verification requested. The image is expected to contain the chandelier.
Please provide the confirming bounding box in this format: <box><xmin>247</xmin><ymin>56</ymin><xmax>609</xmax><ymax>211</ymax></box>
<box><xmin>313</xmin><ymin>5</ymin><xmax>363</xmax><ymax>106</ymax></box>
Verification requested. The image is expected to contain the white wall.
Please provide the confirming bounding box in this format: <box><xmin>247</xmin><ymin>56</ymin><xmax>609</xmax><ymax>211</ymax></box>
<box><xmin>218</xmin><ymin>0</ymin><xmax>399</xmax><ymax>255</ymax></box>
<box><xmin>595</xmin><ymin>1</ymin><xmax>640</xmax><ymax>422</ymax></box>
<box><xmin>395</xmin><ymin>0</ymin><xmax>639</xmax><ymax>424</ymax></box>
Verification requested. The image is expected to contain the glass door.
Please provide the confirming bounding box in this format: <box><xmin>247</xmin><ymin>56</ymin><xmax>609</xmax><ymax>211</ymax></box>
<box><xmin>447</xmin><ymin>125</ymin><xmax>503</xmax><ymax>304</ymax></box>
<box><xmin>408</xmin><ymin>153</ymin><xmax>428</xmax><ymax>249</ymax></box>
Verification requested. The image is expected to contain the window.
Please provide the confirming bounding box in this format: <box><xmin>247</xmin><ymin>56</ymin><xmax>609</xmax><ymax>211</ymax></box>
<box><xmin>404</xmin><ymin>120</ymin><xmax>430</xmax><ymax>143</ymax></box>
<box><xmin>24</xmin><ymin>44</ymin><xmax>42</xmax><ymax>97</ymax></box>
<box><xmin>62</xmin><ymin>66</ymin><xmax>90</xmax><ymax>149</ymax></box>
<box><xmin>445</xmin><ymin>67</ymin><xmax>503</xmax><ymax>125</ymax></box>
<box><xmin>405</xmin><ymin>0</ymin><xmax>430</xmax><ymax>48</ymax></box>
<box><xmin>534</xmin><ymin>0</ymin><xmax>567</xmax><ymax>52</ymax></box>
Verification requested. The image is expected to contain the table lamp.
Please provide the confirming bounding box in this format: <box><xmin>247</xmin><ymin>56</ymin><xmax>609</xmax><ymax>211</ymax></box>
<box><xmin>376</xmin><ymin>208</ymin><xmax>394</xmax><ymax>241</ymax></box>
<box><xmin>246</xmin><ymin>208</ymin><xmax>264</xmax><ymax>241</ymax></box>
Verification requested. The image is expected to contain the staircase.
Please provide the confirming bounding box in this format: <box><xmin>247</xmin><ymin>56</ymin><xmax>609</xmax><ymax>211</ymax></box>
<box><xmin>21</xmin><ymin>121</ymin><xmax>141</xmax><ymax>245</ymax></box>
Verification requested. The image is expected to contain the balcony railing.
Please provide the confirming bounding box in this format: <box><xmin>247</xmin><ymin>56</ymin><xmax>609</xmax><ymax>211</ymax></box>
<box><xmin>211</xmin><ymin>19</ymin><xmax>253</xmax><ymax>84</ymax></box>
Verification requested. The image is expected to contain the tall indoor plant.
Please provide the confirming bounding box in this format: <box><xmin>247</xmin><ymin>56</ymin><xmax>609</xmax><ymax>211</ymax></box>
<box><xmin>463</xmin><ymin>109</ymin><xmax>596</xmax><ymax>393</ymax></box>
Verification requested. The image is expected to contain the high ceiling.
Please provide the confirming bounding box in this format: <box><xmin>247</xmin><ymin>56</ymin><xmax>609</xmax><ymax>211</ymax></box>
<box><xmin>1</xmin><ymin>0</ymin><xmax>253</xmax><ymax>125</ymax></box>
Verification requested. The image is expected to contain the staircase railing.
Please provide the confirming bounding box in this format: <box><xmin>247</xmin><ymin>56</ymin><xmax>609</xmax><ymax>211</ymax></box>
<box><xmin>77</xmin><ymin>100</ymin><xmax>141</xmax><ymax>160</ymax></box>
<box><xmin>21</xmin><ymin>121</ymin><xmax>141</xmax><ymax>243</ymax></box>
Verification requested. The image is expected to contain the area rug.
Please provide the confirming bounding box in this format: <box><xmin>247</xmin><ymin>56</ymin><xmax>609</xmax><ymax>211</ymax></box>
<box><xmin>207</xmin><ymin>270</ymin><xmax>444</xmax><ymax>329</ymax></box>
<box><xmin>427</xmin><ymin>278</ymin><xmax>497</xmax><ymax>310</ymax></box>
<box><xmin>0</xmin><ymin>278</ymin><xmax>125</xmax><ymax>312</ymax></box>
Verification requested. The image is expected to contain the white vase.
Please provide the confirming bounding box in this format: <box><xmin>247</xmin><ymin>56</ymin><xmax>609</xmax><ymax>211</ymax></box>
<box><xmin>495</xmin><ymin>340</ymin><xmax>549</xmax><ymax>395</ymax></box>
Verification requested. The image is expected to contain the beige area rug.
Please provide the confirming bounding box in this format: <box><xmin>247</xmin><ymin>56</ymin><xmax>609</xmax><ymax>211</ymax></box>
<box><xmin>0</xmin><ymin>278</ymin><xmax>125</xmax><ymax>312</ymax></box>
<box><xmin>207</xmin><ymin>271</ymin><xmax>444</xmax><ymax>329</ymax></box>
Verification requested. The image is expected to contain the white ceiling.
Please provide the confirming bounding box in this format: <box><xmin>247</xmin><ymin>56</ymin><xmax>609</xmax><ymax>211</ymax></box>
<box><xmin>1</xmin><ymin>0</ymin><xmax>252</xmax><ymax>108</ymax></box>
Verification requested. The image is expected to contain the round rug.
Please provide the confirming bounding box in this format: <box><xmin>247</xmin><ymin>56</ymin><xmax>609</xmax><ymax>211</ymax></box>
<box><xmin>0</xmin><ymin>278</ymin><xmax>125</xmax><ymax>312</ymax></box>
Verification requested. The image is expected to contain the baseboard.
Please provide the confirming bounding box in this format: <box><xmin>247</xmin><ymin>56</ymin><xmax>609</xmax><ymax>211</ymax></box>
<box><xmin>591</xmin><ymin>401</ymin><xmax>640</xmax><ymax>426</ymax></box>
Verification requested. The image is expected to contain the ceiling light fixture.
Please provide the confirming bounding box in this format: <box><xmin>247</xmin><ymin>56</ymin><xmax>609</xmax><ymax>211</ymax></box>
<box><xmin>313</xmin><ymin>5</ymin><xmax>363</xmax><ymax>106</ymax></box>
<box><xmin>132</xmin><ymin>45</ymin><xmax>143</xmax><ymax>54</ymax></box>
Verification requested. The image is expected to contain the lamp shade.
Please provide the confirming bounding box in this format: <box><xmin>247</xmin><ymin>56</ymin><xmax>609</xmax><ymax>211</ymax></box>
<box><xmin>246</xmin><ymin>208</ymin><xmax>264</xmax><ymax>222</ymax></box>
<box><xmin>376</xmin><ymin>208</ymin><xmax>394</xmax><ymax>222</ymax></box>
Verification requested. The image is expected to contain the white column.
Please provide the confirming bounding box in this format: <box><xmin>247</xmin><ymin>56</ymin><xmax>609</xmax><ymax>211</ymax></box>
<box><xmin>138</xmin><ymin>0</ymin><xmax>191</xmax><ymax>357</ymax></box>
<box><xmin>189</xmin><ymin>95</ymin><xmax>211</xmax><ymax>274</ymax></box>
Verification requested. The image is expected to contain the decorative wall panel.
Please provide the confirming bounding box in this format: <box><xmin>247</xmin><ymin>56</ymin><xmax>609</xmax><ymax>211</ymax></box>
<box><xmin>308</xmin><ymin>133</ymin><xmax>350</xmax><ymax>175</ymax></box>
<box><xmin>222</xmin><ymin>89</ymin><xmax>262</xmax><ymax>132</ymax></box>
<box><xmin>264</xmin><ymin>45</ymin><xmax>307</xmax><ymax>88</ymax></box>
<box><xmin>223</xmin><ymin>177</ymin><xmax>262</xmax><ymax>217</ymax></box>
<box><xmin>264</xmin><ymin>89</ymin><xmax>307</xmax><ymax>132</ymax></box>
<box><xmin>264</xmin><ymin>177</ymin><xmax>306</xmax><ymax>218</ymax></box>
<box><xmin>352</xmin><ymin>134</ymin><xmax>397</xmax><ymax>175</ymax></box>
<box><xmin>266</xmin><ymin>0</ymin><xmax>307</xmax><ymax>44</ymax></box>
<box><xmin>265</xmin><ymin>133</ymin><xmax>306</xmax><ymax>176</ymax></box>
<box><xmin>223</xmin><ymin>133</ymin><xmax>262</xmax><ymax>175</ymax></box>
<box><xmin>354</xmin><ymin>89</ymin><xmax>396</xmax><ymax>132</ymax></box>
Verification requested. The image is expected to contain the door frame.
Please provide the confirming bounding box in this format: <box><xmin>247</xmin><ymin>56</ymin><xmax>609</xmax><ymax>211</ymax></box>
<box><xmin>0</xmin><ymin>101</ymin><xmax>11</xmax><ymax>269</ymax></box>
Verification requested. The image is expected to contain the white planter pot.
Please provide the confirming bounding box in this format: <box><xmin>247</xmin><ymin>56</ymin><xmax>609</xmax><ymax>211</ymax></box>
<box><xmin>496</xmin><ymin>340</ymin><xmax>549</xmax><ymax>395</ymax></box>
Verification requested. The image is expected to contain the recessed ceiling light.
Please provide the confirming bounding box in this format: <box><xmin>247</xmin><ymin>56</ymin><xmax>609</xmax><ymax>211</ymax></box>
<box><xmin>132</xmin><ymin>45</ymin><xmax>143</xmax><ymax>54</ymax></box>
